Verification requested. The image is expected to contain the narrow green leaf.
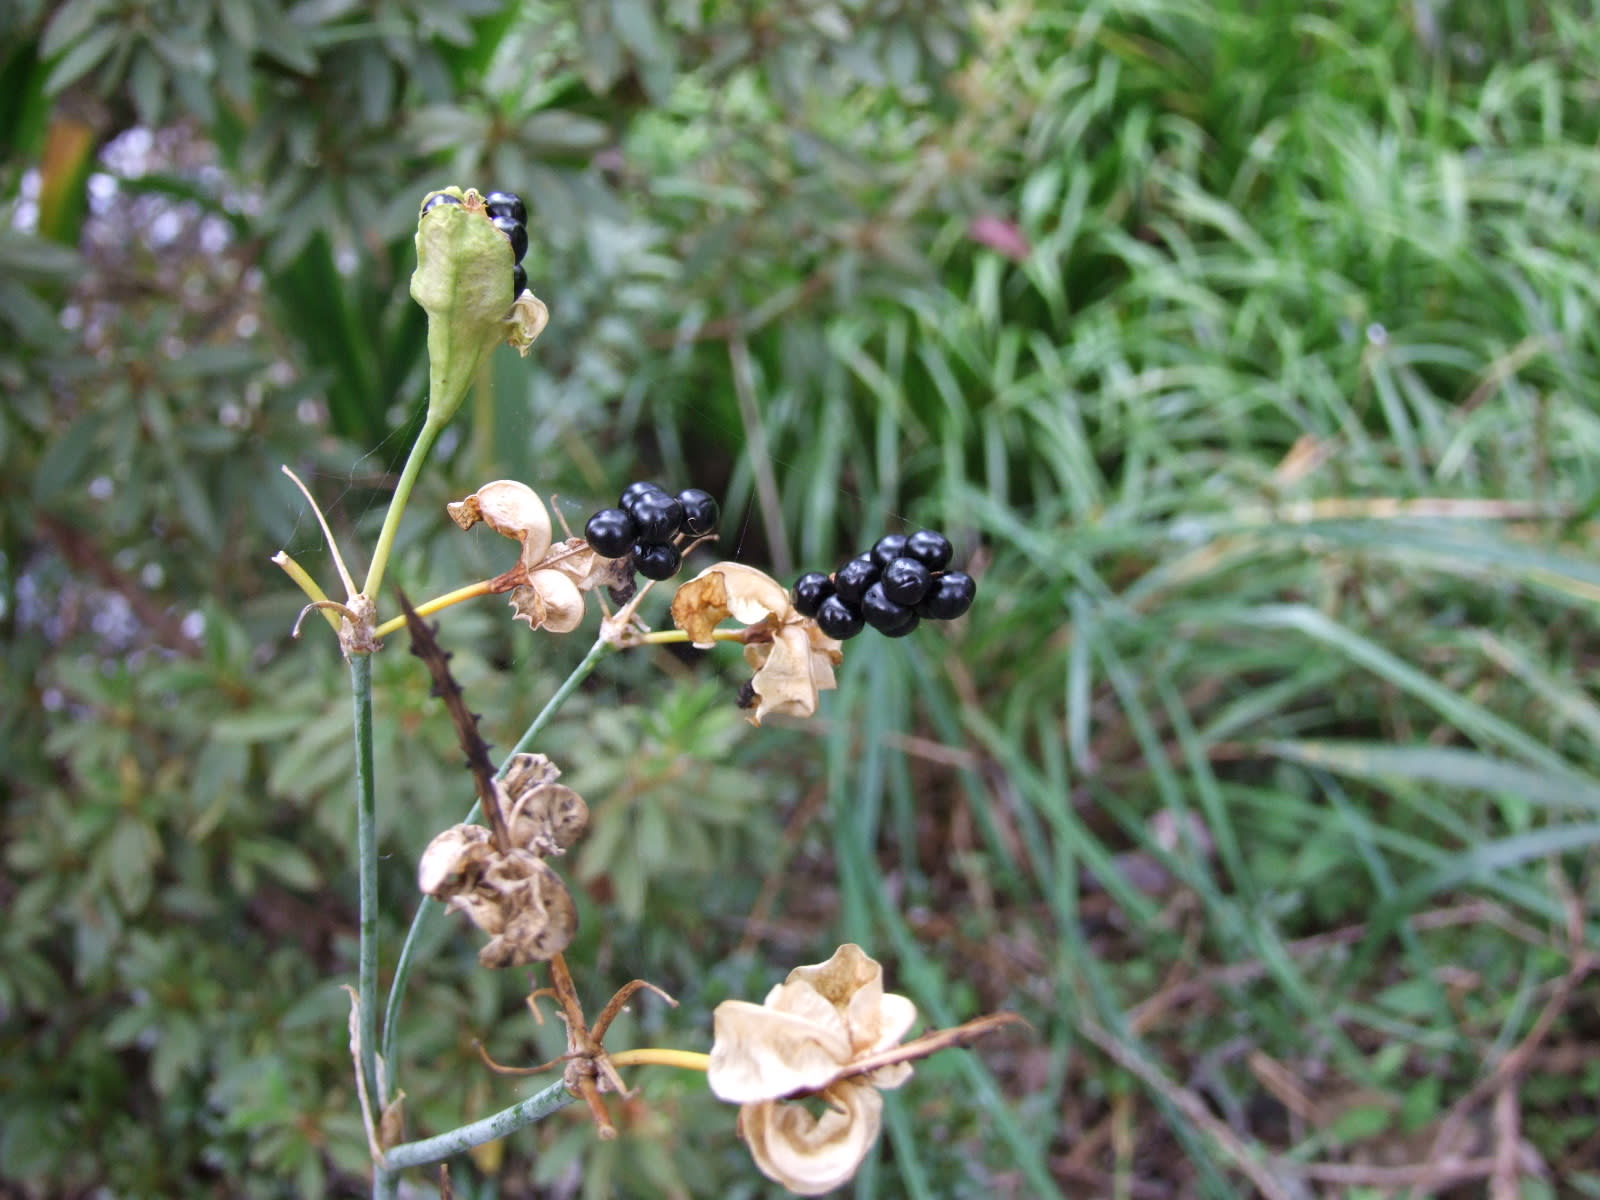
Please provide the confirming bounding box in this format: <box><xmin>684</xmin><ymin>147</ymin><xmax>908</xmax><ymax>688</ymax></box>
<box><xmin>520</xmin><ymin>110</ymin><xmax>610</xmax><ymax>154</ymax></box>
<box><xmin>1263</xmin><ymin>740</ymin><xmax>1600</xmax><ymax>813</ymax></box>
<box><xmin>0</xmin><ymin>230</ymin><xmax>79</xmax><ymax>276</ymax></box>
<box><xmin>211</xmin><ymin>709</ymin><xmax>312</xmax><ymax>743</ymax></box>
<box><xmin>105</xmin><ymin>815</ymin><xmax>160</xmax><ymax>913</ymax></box>
<box><xmin>242</xmin><ymin>838</ymin><xmax>321</xmax><ymax>891</ymax></box>
<box><xmin>43</xmin><ymin>24</ymin><xmax>119</xmax><ymax>94</ymax></box>
<box><xmin>128</xmin><ymin>47</ymin><xmax>163</xmax><ymax>126</ymax></box>
<box><xmin>39</xmin><ymin>0</ymin><xmax>111</xmax><ymax>57</ymax></box>
<box><xmin>1243</xmin><ymin>605</ymin><xmax>1590</xmax><ymax>781</ymax></box>
<box><xmin>32</xmin><ymin>410</ymin><xmax>104</xmax><ymax>501</ymax></box>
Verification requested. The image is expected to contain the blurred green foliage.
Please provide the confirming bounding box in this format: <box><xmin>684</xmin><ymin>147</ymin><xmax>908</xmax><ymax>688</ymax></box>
<box><xmin>5</xmin><ymin>0</ymin><xmax>1600</xmax><ymax>1197</ymax></box>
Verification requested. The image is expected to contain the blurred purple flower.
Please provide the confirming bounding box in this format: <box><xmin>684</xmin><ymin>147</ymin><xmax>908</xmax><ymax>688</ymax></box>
<box><xmin>967</xmin><ymin>214</ymin><xmax>1030</xmax><ymax>262</ymax></box>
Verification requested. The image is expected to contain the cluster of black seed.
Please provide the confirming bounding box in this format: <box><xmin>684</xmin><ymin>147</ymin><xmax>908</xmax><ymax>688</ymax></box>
<box><xmin>791</xmin><ymin>530</ymin><xmax>975</xmax><ymax>641</ymax></box>
<box><xmin>421</xmin><ymin>189</ymin><xmax>529</xmax><ymax>300</ymax></box>
<box><xmin>584</xmin><ymin>481</ymin><xmax>721</xmax><ymax>582</ymax></box>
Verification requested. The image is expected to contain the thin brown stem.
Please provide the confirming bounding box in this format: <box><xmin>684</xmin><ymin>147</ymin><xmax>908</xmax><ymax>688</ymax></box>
<box><xmin>1075</xmin><ymin>1015</ymin><xmax>1297</xmax><ymax>1200</ymax></box>
<box><xmin>574</xmin><ymin>1075</ymin><xmax>616</xmax><ymax>1140</ymax></box>
<box><xmin>473</xmin><ymin>1039</ymin><xmax>572</xmax><ymax>1078</ymax></box>
<box><xmin>546</xmin><ymin>954</ymin><xmax>592</xmax><ymax>1042</ymax></box>
<box><xmin>396</xmin><ymin>588</ymin><xmax>514</xmax><ymax>853</ymax></box>
<box><xmin>590</xmin><ymin>980</ymin><xmax>678</xmax><ymax>1042</ymax></box>
<box><xmin>1422</xmin><ymin>915</ymin><xmax>1595</xmax><ymax>1174</ymax></box>
<box><xmin>835</xmin><ymin>1012</ymin><xmax>1028</xmax><ymax>1082</ymax></box>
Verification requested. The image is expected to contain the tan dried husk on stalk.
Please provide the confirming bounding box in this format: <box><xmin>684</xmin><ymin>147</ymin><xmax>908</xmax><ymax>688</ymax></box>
<box><xmin>670</xmin><ymin>563</ymin><xmax>843</xmax><ymax>726</ymax></box>
<box><xmin>448</xmin><ymin>480</ymin><xmax>552</xmax><ymax>569</ymax></box>
<box><xmin>448</xmin><ymin>484</ymin><xmax>632</xmax><ymax>633</ymax></box>
<box><xmin>417</xmin><ymin>753</ymin><xmax>589</xmax><ymax>966</ymax></box>
<box><xmin>707</xmin><ymin>944</ymin><xmax>918</xmax><ymax>1195</ymax></box>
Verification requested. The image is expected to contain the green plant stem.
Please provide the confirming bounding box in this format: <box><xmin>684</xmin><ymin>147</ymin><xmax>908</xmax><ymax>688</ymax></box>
<box><xmin>362</xmin><ymin>416</ymin><xmax>446</xmax><ymax>599</ymax></box>
<box><xmin>376</xmin><ymin>1078</ymin><xmax>576</xmax><ymax>1186</ymax></box>
<box><xmin>379</xmin><ymin>634</ymin><xmax>616</xmax><ymax>1078</ymax></box>
<box><xmin>350</xmin><ymin>653</ymin><xmax>381</xmax><ymax>1120</ymax></box>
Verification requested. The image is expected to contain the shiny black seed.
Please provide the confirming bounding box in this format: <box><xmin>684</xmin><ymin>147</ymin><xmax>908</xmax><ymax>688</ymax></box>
<box><xmin>861</xmin><ymin>582</ymin><xmax>916</xmax><ymax>634</ymax></box>
<box><xmin>881</xmin><ymin>611</ymin><xmax>921</xmax><ymax>638</ymax></box>
<box><xmin>421</xmin><ymin>192</ymin><xmax>463</xmax><ymax>214</ymax></box>
<box><xmin>832</xmin><ymin>555</ymin><xmax>880</xmax><ymax>606</ymax></box>
<box><xmin>633</xmin><ymin>541</ymin><xmax>682</xmax><ymax>581</ymax></box>
<box><xmin>791</xmin><ymin>571</ymin><xmax>835</xmax><ymax>617</ymax></box>
<box><xmin>815</xmin><ymin>595</ymin><xmax>865</xmax><ymax>640</ymax></box>
<box><xmin>629</xmin><ymin>492</ymin><xmax>683</xmax><ymax>542</ymax></box>
<box><xmin>871</xmin><ymin>533</ymin><xmax>910</xmax><ymax>569</ymax></box>
<box><xmin>585</xmin><ymin>508</ymin><xmax>636</xmax><ymax>558</ymax></box>
<box><xmin>736</xmin><ymin>679</ymin><xmax>758</xmax><ymax>709</ymax></box>
<box><xmin>880</xmin><ymin>557</ymin><xmax>931</xmax><ymax>606</ymax></box>
<box><xmin>492</xmin><ymin>215</ymin><xmax>528</xmax><ymax>263</ymax></box>
<box><xmin>916</xmin><ymin>571</ymin><xmax>976</xmax><ymax>620</ymax></box>
<box><xmin>512</xmin><ymin>262</ymin><xmax>527</xmax><ymax>297</ymax></box>
<box><xmin>619</xmin><ymin>481</ymin><xmax>669</xmax><ymax>512</ymax></box>
<box><xmin>676</xmin><ymin>488</ymin><xmax>719</xmax><ymax>535</ymax></box>
<box><xmin>485</xmin><ymin>191</ymin><xmax>527</xmax><ymax>224</ymax></box>
<box><xmin>905</xmin><ymin>529</ymin><xmax>954</xmax><ymax>571</ymax></box>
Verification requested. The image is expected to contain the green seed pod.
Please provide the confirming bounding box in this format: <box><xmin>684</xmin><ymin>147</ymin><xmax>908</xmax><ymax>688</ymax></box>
<box><xmin>410</xmin><ymin>187</ymin><xmax>548</xmax><ymax>428</ymax></box>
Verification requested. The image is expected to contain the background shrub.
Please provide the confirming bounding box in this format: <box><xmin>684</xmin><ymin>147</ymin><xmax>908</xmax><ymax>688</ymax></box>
<box><xmin>4</xmin><ymin>1</ymin><xmax>1598</xmax><ymax>1196</ymax></box>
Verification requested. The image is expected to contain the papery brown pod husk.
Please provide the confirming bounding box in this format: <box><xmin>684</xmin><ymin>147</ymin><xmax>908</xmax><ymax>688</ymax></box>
<box><xmin>540</xmin><ymin>537</ymin><xmax>633</xmax><ymax>594</ymax></box>
<box><xmin>473</xmin><ymin>850</ymin><xmax>577</xmax><ymax>966</ymax></box>
<box><xmin>417</xmin><ymin>825</ymin><xmax>578</xmax><ymax>965</ymax></box>
<box><xmin>738</xmin><ymin>1083</ymin><xmax>884</xmax><ymax>1197</ymax></box>
<box><xmin>509</xmin><ymin>569</ymin><xmax>585</xmax><ymax>633</ymax></box>
<box><xmin>418</xmin><ymin>823</ymin><xmax>495</xmax><ymax>897</ymax></box>
<box><xmin>671</xmin><ymin>562</ymin><xmax>792</xmax><ymax>648</ymax></box>
<box><xmin>507</xmin><ymin>782</ymin><xmax>589</xmax><ymax>856</ymax></box>
<box><xmin>670</xmin><ymin>563</ymin><xmax>843</xmax><ymax>726</ymax></box>
<box><xmin>741</xmin><ymin>624</ymin><xmax>842</xmax><ymax>725</ymax></box>
<box><xmin>448</xmin><ymin>480</ymin><xmax>553</xmax><ymax>569</ymax></box>
<box><xmin>502</xmin><ymin>751</ymin><xmax>561</xmax><ymax>791</ymax></box>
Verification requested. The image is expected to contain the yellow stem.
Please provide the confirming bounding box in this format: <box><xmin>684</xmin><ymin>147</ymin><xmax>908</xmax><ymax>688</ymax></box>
<box><xmin>271</xmin><ymin>552</ymin><xmax>342</xmax><ymax>631</ymax></box>
<box><xmin>280</xmin><ymin>465</ymin><xmax>359</xmax><ymax>598</ymax></box>
<box><xmin>635</xmin><ymin>628</ymin><xmax>750</xmax><ymax>646</ymax></box>
<box><xmin>607</xmin><ymin>1048</ymin><xmax>711</xmax><ymax>1072</ymax></box>
<box><xmin>371</xmin><ymin>578</ymin><xmax>499</xmax><ymax>639</ymax></box>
